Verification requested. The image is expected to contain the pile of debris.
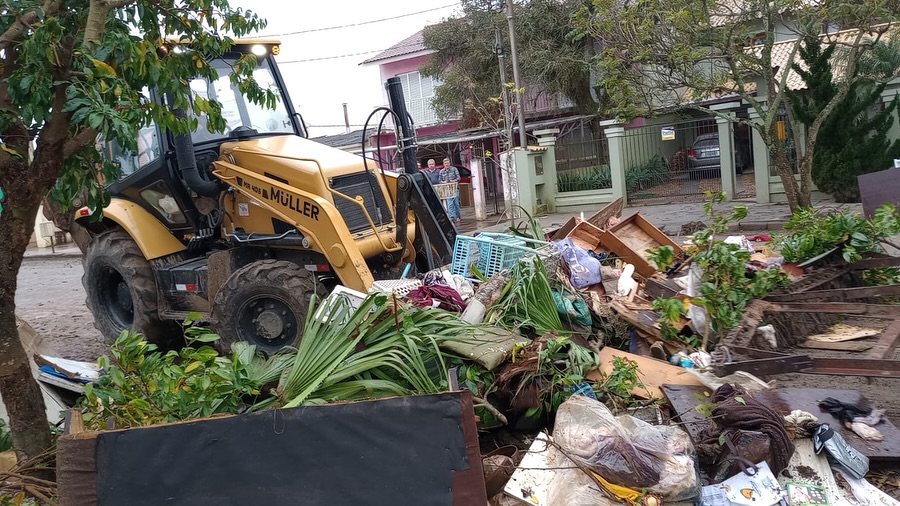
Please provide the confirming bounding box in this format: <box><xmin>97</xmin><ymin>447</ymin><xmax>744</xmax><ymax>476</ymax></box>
<box><xmin>43</xmin><ymin>199</ymin><xmax>900</xmax><ymax>505</ymax></box>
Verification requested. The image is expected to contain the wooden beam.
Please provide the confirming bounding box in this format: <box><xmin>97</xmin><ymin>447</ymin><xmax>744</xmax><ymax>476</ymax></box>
<box><xmin>865</xmin><ymin>319</ymin><xmax>900</xmax><ymax>359</ymax></box>
<box><xmin>808</xmin><ymin>358</ymin><xmax>900</xmax><ymax>378</ymax></box>
<box><xmin>850</xmin><ymin>256</ymin><xmax>900</xmax><ymax>270</ymax></box>
<box><xmin>799</xmin><ymin>340</ymin><xmax>875</xmax><ymax>352</ymax></box>
<box><xmin>765</xmin><ymin>284</ymin><xmax>900</xmax><ymax>302</ymax></box>
<box><xmin>775</xmin><ymin>303</ymin><xmax>900</xmax><ymax>318</ymax></box>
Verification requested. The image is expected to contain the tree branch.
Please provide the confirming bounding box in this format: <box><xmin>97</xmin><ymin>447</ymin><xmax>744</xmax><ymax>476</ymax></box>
<box><xmin>0</xmin><ymin>0</ymin><xmax>63</xmax><ymax>51</ymax></box>
<box><xmin>63</xmin><ymin>128</ymin><xmax>99</xmax><ymax>158</ymax></box>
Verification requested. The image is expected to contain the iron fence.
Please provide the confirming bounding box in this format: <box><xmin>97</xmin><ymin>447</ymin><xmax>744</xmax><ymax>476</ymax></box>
<box><xmin>556</xmin><ymin>137</ymin><xmax>612</xmax><ymax>193</ymax></box>
<box><xmin>622</xmin><ymin>117</ymin><xmax>727</xmax><ymax>204</ymax></box>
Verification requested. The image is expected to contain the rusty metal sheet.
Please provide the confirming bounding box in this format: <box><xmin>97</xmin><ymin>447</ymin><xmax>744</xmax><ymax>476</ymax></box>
<box><xmin>663</xmin><ymin>385</ymin><xmax>900</xmax><ymax>461</ymax></box>
<box><xmin>718</xmin><ymin>355</ymin><xmax>814</xmax><ymax>376</ymax></box>
<box><xmin>661</xmin><ymin>384</ymin><xmax>713</xmax><ymax>444</ymax></box>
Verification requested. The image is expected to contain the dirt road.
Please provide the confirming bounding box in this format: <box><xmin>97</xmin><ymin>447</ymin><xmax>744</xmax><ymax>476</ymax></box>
<box><xmin>15</xmin><ymin>254</ymin><xmax>107</xmax><ymax>361</ymax></box>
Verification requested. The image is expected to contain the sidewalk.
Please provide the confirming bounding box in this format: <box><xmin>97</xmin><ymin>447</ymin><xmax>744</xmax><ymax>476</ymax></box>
<box><xmin>456</xmin><ymin>199</ymin><xmax>863</xmax><ymax>237</ymax></box>
<box><xmin>23</xmin><ymin>242</ymin><xmax>82</xmax><ymax>259</ymax></box>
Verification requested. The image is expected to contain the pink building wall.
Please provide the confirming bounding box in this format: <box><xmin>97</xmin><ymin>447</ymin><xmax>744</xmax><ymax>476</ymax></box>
<box><xmin>377</xmin><ymin>54</ymin><xmax>432</xmax><ymax>106</ymax></box>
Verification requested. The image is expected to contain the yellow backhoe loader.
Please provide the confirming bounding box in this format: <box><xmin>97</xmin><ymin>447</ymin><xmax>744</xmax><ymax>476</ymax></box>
<box><xmin>72</xmin><ymin>39</ymin><xmax>457</xmax><ymax>353</ymax></box>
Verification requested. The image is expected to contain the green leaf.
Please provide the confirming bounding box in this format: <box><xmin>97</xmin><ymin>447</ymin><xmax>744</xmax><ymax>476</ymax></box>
<box><xmin>734</xmin><ymin>396</ymin><xmax>745</xmax><ymax>405</ymax></box>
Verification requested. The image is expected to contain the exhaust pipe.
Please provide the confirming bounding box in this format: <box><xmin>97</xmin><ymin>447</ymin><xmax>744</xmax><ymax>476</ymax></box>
<box><xmin>166</xmin><ymin>93</ymin><xmax>221</xmax><ymax>198</ymax></box>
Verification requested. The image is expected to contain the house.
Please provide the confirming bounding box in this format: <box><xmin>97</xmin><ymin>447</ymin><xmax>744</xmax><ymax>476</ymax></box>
<box><xmin>360</xmin><ymin>29</ymin><xmax>604</xmax><ymax>215</ymax></box>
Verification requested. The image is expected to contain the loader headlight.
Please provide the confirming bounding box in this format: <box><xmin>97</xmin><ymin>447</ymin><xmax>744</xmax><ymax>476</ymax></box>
<box><xmin>251</xmin><ymin>44</ymin><xmax>267</xmax><ymax>56</ymax></box>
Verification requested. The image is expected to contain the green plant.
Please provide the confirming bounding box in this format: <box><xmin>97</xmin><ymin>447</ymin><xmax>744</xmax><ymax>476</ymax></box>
<box><xmin>80</xmin><ymin>324</ymin><xmax>261</xmax><ymax>429</ymax></box>
<box><xmin>594</xmin><ymin>356</ymin><xmax>645</xmax><ymax>406</ymax></box>
<box><xmin>0</xmin><ymin>419</ymin><xmax>9</xmax><ymax>452</ymax></box>
<box><xmin>523</xmin><ymin>337</ymin><xmax>600</xmax><ymax>418</ymax></box>
<box><xmin>0</xmin><ymin>494</ymin><xmax>47</xmax><ymax>506</ymax></box>
<box><xmin>647</xmin><ymin>245</ymin><xmax>675</xmax><ymax>272</ymax></box>
<box><xmin>687</xmin><ymin>192</ymin><xmax>789</xmax><ymax>344</ymax></box>
<box><xmin>777</xmin><ymin>204</ymin><xmax>900</xmax><ymax>263</ymax></box>
<box><xmin>458</xmin><ymin>363</ymin><xmax>499</xmax><ymax>426</ymax></box>
<box><xmin>557</xmin><ymin>165</ymin><xmax>613</xmax><ymax>192</ymax></box>
<box><xmin>276</xmin><ymin>293</ymin><xmax>477</xmax><ymax>408</ymax></box>
<box><xmin>626</xmin><ymin>155</ymin><xmax>669</xmax><ymax>193</ymax></box>
<box><xmin>488</xmin><ymin>256</ymin><xmax>564</xmax><ymax>337</ymax></box>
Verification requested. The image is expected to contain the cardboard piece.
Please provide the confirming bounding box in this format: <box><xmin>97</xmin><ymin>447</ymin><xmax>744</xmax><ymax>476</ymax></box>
<box><xmin>807</xmin><ymin>323</ymin><xmax>880</xmax><ymax>343</ymax></box>
<box><xmin>587</xmin><ymin>347</ymin><xmax>704</xmax><ymax>400</ymax></box>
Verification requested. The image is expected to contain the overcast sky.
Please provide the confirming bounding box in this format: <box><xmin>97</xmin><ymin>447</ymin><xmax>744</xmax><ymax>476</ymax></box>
<box><xmin>240</xmin><ymin>1</ymin><xmax>461</xmax><ymax>138</ymax></box>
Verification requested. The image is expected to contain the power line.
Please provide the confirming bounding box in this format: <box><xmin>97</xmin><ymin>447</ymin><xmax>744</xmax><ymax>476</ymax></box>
<box><xmin>261</xmin><ymin>4</ymin><xmax>457</xmax><ymax>37</ymax></box>
<box><xmin>277</xmin><ymin>40</ymin><xmax>428</xmax><ymax>64</ymax></box>
<box><xmin>278</xmin><ymin>49</ymin><xmax>384</xmax><ymax>64</ymax></box>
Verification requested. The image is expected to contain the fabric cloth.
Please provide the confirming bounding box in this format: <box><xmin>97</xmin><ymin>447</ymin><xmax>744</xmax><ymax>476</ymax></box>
<box><xmin>700</xmin><ymin>384</ymin><xmax>795</xmax><ymax>474</ymax></box>
<box><xmin>406</xmin><ymin>284</ymin><xmax>467</xmax><ymax>312</ymax></box>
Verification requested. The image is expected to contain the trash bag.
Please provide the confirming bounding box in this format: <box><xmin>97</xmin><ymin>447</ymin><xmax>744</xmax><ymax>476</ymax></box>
<box><xmin>551</xmin><ymin>289</ymin><xmax>592</xmax><ymax>326</ymax></box>
<box><xmin>553</xmin><ymin>395</ymin><xmax>700</xmax><ymax>502</ymax></box>
<box><xmin>553</xmin><ymin>238</ymin><xmax>602</xmax><ymax>289</ymax></box>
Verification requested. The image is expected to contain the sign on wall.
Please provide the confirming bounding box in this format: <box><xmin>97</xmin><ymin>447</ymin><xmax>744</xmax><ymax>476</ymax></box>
<box><xmin>661</xmin><ymin>127</ymin><xmax>675</xmax><ymax>141</ymax></box>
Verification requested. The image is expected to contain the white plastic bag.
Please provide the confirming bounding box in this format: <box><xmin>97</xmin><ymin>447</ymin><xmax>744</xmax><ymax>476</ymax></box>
<box><xmin>553</xmin><ymin>395</ymin><xmax>700</xmax><ymax>502</ymax></box>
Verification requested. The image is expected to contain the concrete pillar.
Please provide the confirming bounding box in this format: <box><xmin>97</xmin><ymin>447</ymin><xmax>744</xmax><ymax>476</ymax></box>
<box><xmin>513</xmin><ymin>148</ymin><xmax>533</xmax><ymax>216</ymax></box>
<box><xmin>748</xmin><ymin>107</ymin><xmax>771</xmax><ymax>203</ymax></box>
<box><xmin>469</xmin><ymin>157</ymin><xmax>487</xmax><ymax>220</ymax></box>
<box><xmin>716</xmin><ymin>114</ymin><xmax>736</xmax><ymax>200</ymax></box>
<box><xmin>604</xmin><ymin>126</ymin><xmax>627</xmax><ymax>205</ymax></box>
<box><xmin>535</xmin><ymin>128</ymin><xmax>559</xmax><ymax>213</ymax></box>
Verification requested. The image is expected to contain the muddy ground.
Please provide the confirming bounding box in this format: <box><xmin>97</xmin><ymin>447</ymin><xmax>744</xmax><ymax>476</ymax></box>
<box><xmin>16</xmin><ymin>255</ymin><xmax>107</xmax><ymax>361</ymax></box>
<box><xmin>15</xmin><ymin>252</ymin><xmax>900</xmax><ymax>421</ymax></box>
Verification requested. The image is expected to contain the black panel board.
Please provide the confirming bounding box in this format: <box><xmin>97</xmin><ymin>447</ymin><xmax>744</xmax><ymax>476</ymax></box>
<box><xmin>95</xmin><ymin>393</ymin><xmax>470</xmax><ymax>506</ymax></box>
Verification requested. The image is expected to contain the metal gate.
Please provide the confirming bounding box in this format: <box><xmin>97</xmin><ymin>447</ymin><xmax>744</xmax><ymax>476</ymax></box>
<box><xmin>556</xmin><ymin>136</ymin><xmax>612</xmax><ymax>193</ymax></box>
<box><xmin>623</xmin><ymin>117</ymin><xmax>722</xmax><ymax>204</ymax></box>
<box><xmin>473</xmin><ymin>145</ymin><xmax>505</xmax><ymax>216</ymax></box>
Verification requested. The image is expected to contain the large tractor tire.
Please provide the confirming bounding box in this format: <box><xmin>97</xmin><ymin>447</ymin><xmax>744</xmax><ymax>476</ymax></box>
<box><xmin>211</xmin><ymin>260</ymin><xmax>317</xmax><ymax>356</ymax></box>
<box><xmin>83</xmin><ymin>229</ymin><xmax>180</xmax><ymax>346</ymax></box>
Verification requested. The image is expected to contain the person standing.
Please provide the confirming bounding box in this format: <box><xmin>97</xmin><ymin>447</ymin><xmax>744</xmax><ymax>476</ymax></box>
<box><xmin>440</xmin><ymin>157</ymin><xmax>461</xmax><ymax>223</ymax></box>
<box><xmin>424</xmin><ymin>159</ymin><xmax>441</xmax><ymax>184</ymax></box>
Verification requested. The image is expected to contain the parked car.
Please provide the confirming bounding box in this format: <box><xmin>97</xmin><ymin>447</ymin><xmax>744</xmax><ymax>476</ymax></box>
<box><xmin>687</xmin><ymin>133</ymin><xmax>751</xmax><ymax>179</ymax></box>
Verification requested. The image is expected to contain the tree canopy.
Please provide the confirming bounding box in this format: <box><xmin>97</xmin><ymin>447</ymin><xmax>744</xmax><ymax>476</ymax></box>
<box><xmin>0</xmin><ymin>0</ymin><xmax>272</xmax><ymax>462</ymax></box>
<box><xmin>420</xmin><ymin>0</ymin><xmax>596</xmax><ymax>129</ymax></box>
<box><xmin>581</xmin><ymin>0</ymin><xmax>900</xmax><ymax>209</ymax></box>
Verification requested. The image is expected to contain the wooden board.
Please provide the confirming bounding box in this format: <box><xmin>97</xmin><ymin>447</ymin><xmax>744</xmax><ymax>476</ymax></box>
<box><xmin>586</xmin><ymin>197</ymin><xmax>624</xmax><ymax>229</ymax></box>
<box><xmin>587</xmin><ymin>347</ymin><xmax>704</xmax><ymax>400</ymax></box>
<box><xmin>799</xmin><ymin>340</ymin><xmax>875</xmax><ymax>352</ymax></box>
<box><xmin>602</xmin><ymin>213</ymin><xmax>683</xmax><ymax>278</ymax></box>
<box><xmin>866</xmin><ymin>319</ymin><xmax>900</xmax><ymax>359</ymax></box>
<box><xmin>807</xmin><ymin>323</ymin><xmax>881</xmax><ymax>343</ymax></box>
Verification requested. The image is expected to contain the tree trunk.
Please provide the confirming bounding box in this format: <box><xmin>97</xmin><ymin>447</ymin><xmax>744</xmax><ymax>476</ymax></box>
<box><xmin>771</xmin><ymin>146</ymin><xmax>800</xmax><ymax>211</ymax></box>
<box><xmin>797</xmin><ymin>154</ymin><xmax>813</xmax><ymax>208</ymax></box>
<box><xmin>0</xmin><ymin>198</ymin><xmax>52</xmax><ymax>461</ymax></box>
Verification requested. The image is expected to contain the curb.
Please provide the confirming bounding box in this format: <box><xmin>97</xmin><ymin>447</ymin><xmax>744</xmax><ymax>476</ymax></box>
<box><xmin>23</xmin><ymin>250</ymin><xmax>82</xmax><ymax>260</ymax></box>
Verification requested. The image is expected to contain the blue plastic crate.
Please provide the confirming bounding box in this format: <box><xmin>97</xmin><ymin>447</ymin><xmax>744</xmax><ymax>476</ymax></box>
<box><xmin>451</xmin><ymin>233</ymin><xmax>551</xmax><ymax>281</ymax></box>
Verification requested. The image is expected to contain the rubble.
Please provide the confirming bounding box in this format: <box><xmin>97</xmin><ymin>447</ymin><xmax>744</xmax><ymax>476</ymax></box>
<box><xmin>46</xmin><ymin>200</ymin><xmax>900</xmax><ymax>506</ymax></box>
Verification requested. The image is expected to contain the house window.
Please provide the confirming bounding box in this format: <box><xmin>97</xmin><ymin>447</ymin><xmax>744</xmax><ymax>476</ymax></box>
<box><xmin>397</xmin><ymin>71</ymin><xmax>440</xmax><ymax>126</ymax></box>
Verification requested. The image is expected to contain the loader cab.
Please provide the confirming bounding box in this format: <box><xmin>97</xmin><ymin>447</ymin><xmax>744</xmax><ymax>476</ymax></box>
<box><xmin>102</xmin><ymin>40</ymin><xmax>302</xmax><ymax>241</ymax></box>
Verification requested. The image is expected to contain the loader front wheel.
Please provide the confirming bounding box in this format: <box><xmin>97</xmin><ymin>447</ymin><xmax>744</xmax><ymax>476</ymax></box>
<box><xmin>83</xmin><ymin>229</ymin><xmax>180</xmax><ymax>346</ymax></box>
<box><xmin>211</xmin><ymin>260</ymin><xmax>316</xmax><ymax>356</ymax></box>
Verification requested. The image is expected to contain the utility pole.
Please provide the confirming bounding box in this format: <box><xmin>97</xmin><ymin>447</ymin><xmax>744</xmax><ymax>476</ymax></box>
<box><xmin>505</xmin><ymin>0</ymin><xmax>528</xmax><ymax>149</ymax></box>
<box><xmin>342</xmin><ymin>103</ymin><xmax>350</xmax><ymax>133</ymax></box>
<box><xmin>494</xmin><ymin>26</ymin><xmax>514</xmax><ymax>151</ymax></box>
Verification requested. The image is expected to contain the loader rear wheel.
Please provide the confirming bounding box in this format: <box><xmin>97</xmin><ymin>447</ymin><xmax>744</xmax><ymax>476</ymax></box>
<box><xmin>211</xmin><ymin>260</ymin><xmax>317</xmax><ymax>356</ymax></box>
<box><xmin>83</xmin><ymin>229</ymin><xmax>180</xmax><ymax>346</ymax></box>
